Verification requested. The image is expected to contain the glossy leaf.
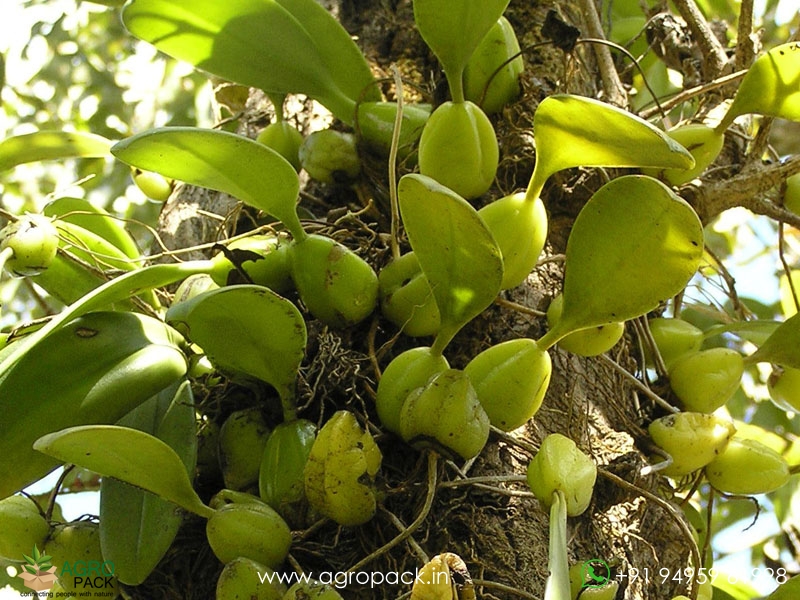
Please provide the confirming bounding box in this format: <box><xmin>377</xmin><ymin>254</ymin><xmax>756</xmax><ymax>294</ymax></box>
<box><xmin>398</xmin><ymin>174</ymin><xmax>503</xmax><ymax>354</ymax></box>
<box><xmin>717</xmin><ymin>42</ymin><xmax>800</xmax><ymax>132</ymax></box>
<box><xmin>747</xmin><ymin>312</ymin><xmax>800</xmax><ymax>369</ymax></box>
<box><xmin>112</xmin><ymin>127</ymin><xmax>304</xmax><ymax>240</ymax></box>
<box><xmin>34</xmin><ymin>425</ymin><xmax>213</xmax><ymax>519</ymax></box>
<box><xmin>413</xmin><ymin>0</ymin><xmax>510</xmax><ymax>100</ymax></box>
<box><xmin>165</xmin><ymin>285</ymin><xmax>306</xmax><ymax>409</ymax></box>
<box><xmin>259</xmin><ymin>419</ymin><xmax>316</xmax><ymax>514</ymax></box>
<box><xmin>712</xmin><ymin>577</ymin><xmax>763</xmax><ymax>600</ymax></box>
<box><xmin>704</xmin><ymin>319</ymin><xmax>780</xmax><ymax>347</ymax></box>
<box><xmin>641</xmin><ymin>123</ymin><xmax>725</xmax><ymax>186</ymax></box>
<box><xmin>0</xmin><ymin>260</ymin><xmax>211</xmax><ymax>400</ymax></box>
<box><xmin>0</xmin><ymin>311</ymin><xmax>188</xmax><ymax>499</ymax></box>
<box><xmin>538</xmin><ymin>175</ymin><xmax>703</xmax><ymax>350</ymax></box>
<box><xmin>527</xmin><ymin>95</ymin><xmax>695</xmax><ymax>200</ymax></box>
<box><xmin>122</xmin><ymin>0</ymin><xmax>374</xmax><ymax>123</ymax></box>
<box><xmin>43</xmin><ymin>197</ymin><xmax>140</xmax><ymax>260</ymax></box>
<box><xmin>768</xmin><ymin>575</ymin><xmax>800</xmax><ymax>600</ymax></box>
<box><xmin>0</xmin><ymin>131</ymin><xmax>111</xmax><ymax>173</ymax></box>
<box><xmin>100</xmin><ymin>380</ymin><xmax>197</xmax><ymax>585</ymax></box>
<box><xmin>272</xmin><ymin>0</ymin><xmax>379</xmax><ymax>104</ymax></box>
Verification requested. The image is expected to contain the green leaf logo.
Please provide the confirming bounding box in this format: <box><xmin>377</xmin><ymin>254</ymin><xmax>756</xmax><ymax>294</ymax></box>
<box><xmin>16</xmin><ymin>543</ymin><xmax>58</xmax><ymax>593</ymax></box>
<box><xmin>22</xmin><ymin>544</ymin><xmax>52</xmax><ymax>572</ymax></box>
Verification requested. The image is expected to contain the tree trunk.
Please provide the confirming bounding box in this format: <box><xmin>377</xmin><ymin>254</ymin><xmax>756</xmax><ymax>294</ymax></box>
<box><xmin>149</xmin><ymin>1</ymin><xmax>702</xmax><ymax>598</ymax></box>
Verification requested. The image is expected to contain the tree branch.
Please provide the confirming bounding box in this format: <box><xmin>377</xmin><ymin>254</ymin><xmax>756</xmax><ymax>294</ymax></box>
<box><xmin>672</xmin><ymin>0</ymin><xmax>730</xmax><ymax>78</ymax></box>
<box><xmin>577</xmin><ymin>0</ymin><xmax>627</xmax><ymax>106</ymax></box>
<box><xmin>683</xmin><ymin>156</ymin><xmax>800</xmax><ymax>224</ymax></box>
<box><xmin>639</xmin><ymin>70</ymin><xmax>746</xmax><ymax>120</ymax></box>
<box><xmin>734</xmin><ymin>0</ymin><xmax>758</xmax><ymax>71</ymax></box>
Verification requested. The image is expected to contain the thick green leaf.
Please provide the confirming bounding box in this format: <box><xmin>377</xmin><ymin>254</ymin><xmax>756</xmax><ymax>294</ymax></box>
<box><xmin>0</xmin><ymin>263</ymin><xmax>218</xmax><ymax>457</ymax></box>
<box><xmin>0</xmin><ymin>311</ymin><xmax>188</xmax><ymax>500</ymax></box>
<box><xmin>112</xmin><ymin>127</ymin><xmax>304</xmax><ymax>240</ymax></box>
<box><xmin>122</xmin><ymin>0</ymin><xmax>369</xmax><ymax>123</ymax></box>
<box><xmin>712</xmin><ymin>577</ymin><xmax>762</xmax><ymax>600</ymax></box>
<box><xmin>0</xmin><ymin>260</ymin><xmax>213</xmax><ymax>385</ymax></box>
<box><xmin>527</xmin><ymin>95</ymin><xmax>695</xmax><ymax>200</ymax></box>
<box><xmin>0</xmin><ymin>131</ymin><xmax>111</xmax><ymax>173</ymax></box>
<box><xmin>413</xmin><ymin>0</ymin><xmax>510</xmax><ymax>101</ymax></box>
<box><xmin>717</xmin><ymin>42</ymin><xmax>800</xmax><ymax>132</ymax></box>
<box><xmin>100</xmin><ymin>380</ymin><xmax>197</xmax><ymax>585</ymax></box>
<box><xmin>273</xmin><ymin>0</ymin><xmax>379</xmax><ymax>104</ymax></box>
<box><xmin>43</xmin><ymin>197</ymin><xmax>140</xmax><ymax>259</ymax></box>
<box><xmin>747</xmin><ymin>312</ymin><xmax>800</xmax><ymax>369</ymax></box>
<box><xmin>538</xmin><ymin>175</ymin><xmax>703</xmax><ymax>350</ymax></box>
<box><xmin>704</xmin><ymin>319</ymin><xmax>780</xmax><ymax>347</ymax></box>
<box><xmin>398</xmin><ymin>174</ymin><xmax>503</xmax><ymax>354</ymax></box>
<box><xmin>165</xmin><ymin>285</ymin><xmax>306</xmax><ymax>408</ymax></box>
<box><xmin>34</xmin><ymin>425</ymin><xmax>213</xmax><ymax>518</ymax></box>
<box><xmin>768</xmin><ymin>575</ymin><xmax>800</xmax><ymax>600</ymax></box>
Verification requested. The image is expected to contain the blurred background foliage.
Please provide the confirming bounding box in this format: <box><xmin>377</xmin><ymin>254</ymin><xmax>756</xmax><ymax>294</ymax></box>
<box><xmin>0</xmin><ymin>0</ymin><xmax>213</xmax><ymax>327</ymax></box>
<box><xmin>0</xmin><ymin>0</ymin><xmax>211</xmax><ymax>220</ymax></box>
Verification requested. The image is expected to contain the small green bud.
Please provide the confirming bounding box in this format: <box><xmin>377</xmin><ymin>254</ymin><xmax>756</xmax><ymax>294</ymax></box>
<box><xmin>769</xmin><ymin>365</ymin><xmax>800</xmax><ymax>412</ymax></box>
<box><xmin>465</xmin><ymin>338</ymin><xmax>551</xmax><ymax>431</ymax></box>
<box><xmin>303</xmin><ymin>411</ymin><xmax>381</xmax><ymax>526</ymax></box>
<box><xmin>218</xmin><ymin>408</ymin><xmax>272</xmax><ymax>491</ymax></box>
<box><xmin>399</xmin><ymin>369</ymin><xmax>490</xmax><ymax>460</ymax></box>
<box><xmin>0</xmin><ymin>495</ymin><xmax>50</xmax><ymax>561</ymax></box>
<box><xmin>132</xmin><ymin>168</ymin><xmax>173</xmax><ymax>201</ymax></box>
<box><xmin>289</xmin><ymin>234</ymin><xmax>378</xmax><ymax>327</ymax></box>
<box><xmin>209</xmin><ymin>234</ymin><xmax>293</xmax><ymax>294</ymax></box>
<box><xmin>646</xmin><ymin>317</ymin><xmax>704</xmax><ymax>369</ymax></box>
<box><xmin>206</xmin><ymin>501</ymin><xmax>292</xmax><ymax>568</ymax></box>
<box><xmin>172</xmin><ymin>274</ymin><xmax>219</xmax><ymax>307</ymax></box>
<box><xmin>259</xmin><ymin>419</ymin><xmax>316</xmax><ymax>517</ymax></box>
<box><xmin>0</xmin><ymin>214</ymin><xmax>59</xmax><ymax>277</ymax></box>
<box><xmin>375</xmin><ymin>346</ymin><xmax>449</xmax><ymax>434</ymax></box>
<box><xmin>418</xmin><ymin>101</ymin><xmax>499</xmax><ymax>199</ymax></box>
<box><xmin>257</xmin><ymin>121</ymin><xmax>304</xmax><ymax>171</ymax></box>
<box><xmin>217</xmin><ymin>557</ymin><xmax>286</xmax><ymax>600</ymax></box>
<box><xmin>784</xmin><ymin>172</ymin><xmax>800</xmax><ymax>215</ymax></box>
<box><xmin>464</xmin><ymin>16</ymin><xmax>524</xmax><ymax>114</ymax></box>
<box><xmin>299</xmin><ymin>130</ymin><xmax>360</xmax><ymax>184</ymax></box>
<box><xmin>379</xmin><ymin>252</ymin><xmax>440</xmax><ymax>337</ymax></box>
<box><xmin>527</xmin><ymin>433</ymin><xmax>596</xmax><ymax>517</ymax></box>
<box><xmin>648</xmin><ymin>412</ymin><xmax>735</xmax><ymax>477</ymax></box>
<box><xmin>705</xmin><ymin>437</ymin><xmax>790</xmax><ymax>495</ymax></box>
<box><xmin>641</xmin><ymin>124</ymin><xmax>724</xmax><ymax>186</ymax></box>
<box><xmin>547</xmin><ymin>294</ymin><xmax>624</xmax><ymax>357</ymax></box>
<box><xmin>478</xmin><ymin>192</ymin><xmax>547</xmax><ymax>290</ymax></box>
<box><xmin>668</xmin><ymin>348</ymin><xmax>744</xmax><ymax>413</ymax></box>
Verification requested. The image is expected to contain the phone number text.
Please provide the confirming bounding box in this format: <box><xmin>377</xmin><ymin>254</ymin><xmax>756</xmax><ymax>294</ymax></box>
<box><xmin>616</xmin><ymin>567</ymin><xmax>789</xmax><ymax>586</ymax></box>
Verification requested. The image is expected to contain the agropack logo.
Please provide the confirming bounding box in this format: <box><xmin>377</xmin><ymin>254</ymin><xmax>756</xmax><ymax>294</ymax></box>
<box><xmin>58</xmin><ymin>557</ymin><xmax>116</xmax><ymax>591</ymax></box>
<box><xmin>15</xmin><ymin>543</ymin><xmax>116</xmax><ymax>594</ymax></box>
<box><xmin>16</xmin><ymin>545</ymin><xmax>57</xmax><ymax>592</ymax></box>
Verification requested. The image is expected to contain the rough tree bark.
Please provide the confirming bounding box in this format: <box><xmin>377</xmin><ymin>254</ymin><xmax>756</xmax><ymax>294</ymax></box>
<box><xmin>142</xmin><ymin>1</ymin><xmax>768</xmax><ymax>598</ymax></box>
